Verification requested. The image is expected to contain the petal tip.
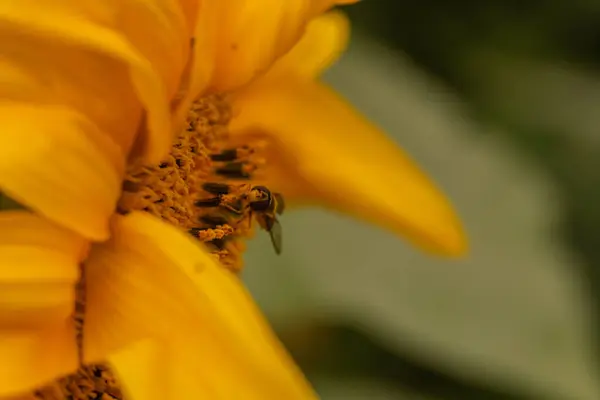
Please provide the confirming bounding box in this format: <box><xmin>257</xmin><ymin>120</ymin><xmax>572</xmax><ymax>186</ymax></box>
<box><xmin>438</xmin><ymin>226</ymin><xmax>470</xmax><ymax>258</ymax></box>
<box><xmin>417</xmin><ymin>214</ymin><xmax>469</xmax><ymax>258</ymax></box>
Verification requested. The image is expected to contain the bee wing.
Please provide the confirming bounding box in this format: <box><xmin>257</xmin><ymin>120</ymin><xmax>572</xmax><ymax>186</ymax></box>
<box><xmin>267</xmin><ymin>217</ymin><xmax>283</xmax><ymax>255</ymax></box>
<box><xmin>273</xmin><ymin>193</ymin><xmax>285</xmax><ymax>215</ymax></box>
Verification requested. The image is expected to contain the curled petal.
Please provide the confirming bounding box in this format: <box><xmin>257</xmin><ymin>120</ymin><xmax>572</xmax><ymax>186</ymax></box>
<box><xmin>109</xmin><ymin>0</ymin><xmax>195</xmax><ymax>161</ymax></box>
<box><xmin>264</xmin><ymin>11</ymin><xmax>350</xmax><ymax>80</ymax></box>
<box><xmin>83</xmin><ymin>212</ymin><xmax>316</xmax><ymax>399</ymax></box>
<box><xmin>0</xmin><ymin>1</ymin><xmax>194</xmax><ymax>163</ymax></box>
<box><xmin>0</xmin><ymin>103</ymin><xmax>124</xmax><ymax>240</ymax></box>
<box><xmin>115</xmin><ymin>0</ymin><xmax>190</xmax><ymax>102</ymax></box>
<box><xmin>0</xmin><ymin>211</ymin><xmax>84</xmax><ymax>396</ymax></box>
<box><xmin>189</xmin><ymin>0</ymin><xmax>353</xmax><ymax>95</ymax></box>
<box><xmin>230</xmin><ymin>80</ymin><xmax>468</xmax><ymax>256</ymax></box>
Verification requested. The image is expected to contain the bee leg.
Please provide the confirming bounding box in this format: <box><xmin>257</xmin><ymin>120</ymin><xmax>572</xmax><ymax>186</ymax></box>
<box><xmin>221</xmin><ymin>201</ymin><xmax>244</xmax><ymax>215</ymax></box>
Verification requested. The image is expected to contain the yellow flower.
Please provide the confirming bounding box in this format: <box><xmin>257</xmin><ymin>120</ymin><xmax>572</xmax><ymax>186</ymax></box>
<box><xmin>0</xmin><ymin>1</ymin><xmax>466</xmax><ymax>400</ymax></box>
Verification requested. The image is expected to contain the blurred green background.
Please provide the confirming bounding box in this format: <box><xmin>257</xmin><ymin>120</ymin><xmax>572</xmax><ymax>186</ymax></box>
<box><xmin>244</xmin><ymin>2</ymin><xmax>600</xmax><ymax>399</ymax></box>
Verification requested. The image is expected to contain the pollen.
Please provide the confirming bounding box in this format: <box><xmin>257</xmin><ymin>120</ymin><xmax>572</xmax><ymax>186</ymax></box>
<box><xmin>33</xmin><ymin>365</ymin><xmax>122</xmax><ymax>400</ymax></box>
<box><xmin>118</xmin><ymin>94</ymin><xmax>261</xmax><ymax>273</ymax></box>
<box><xmin>33</xmin><ymin>94</ymin><xmax>270</xmax><ymax>399</ymax></box>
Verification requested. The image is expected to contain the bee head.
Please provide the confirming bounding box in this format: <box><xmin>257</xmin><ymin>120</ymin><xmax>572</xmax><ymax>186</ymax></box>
<box><xmin>249</xmin><ymin>186</ymin><xmax>272</xmax><ymax>211</ymax></box>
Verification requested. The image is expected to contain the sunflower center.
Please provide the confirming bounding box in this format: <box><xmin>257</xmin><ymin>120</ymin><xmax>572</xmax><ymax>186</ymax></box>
<box><xmin>118</xmin><ymin>94</ymin><xmax>267</xmax><ymax>273</ymax></box>
<box><xmin>33</xmin><ymin>95</ymin><xmax>271</xmax><ymax>399</ymax></box>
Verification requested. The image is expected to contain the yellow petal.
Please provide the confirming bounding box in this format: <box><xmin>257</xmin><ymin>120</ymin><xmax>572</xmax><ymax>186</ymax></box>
<box><xmin>0</xmin><ymin>103</ymin><xmax>124</xmax><ymax>241</ymax></box>
<box><xmin>109</xmin><ymin>0</ymin><xmax>195</xmax><ymax>161</ymax></box>
<box><xmin>189</xmin><ymin>0</ymin><xmax>352</xmax><ymax>95</ymax></box>
<box><xmin>83</xmin><ymin>212</ymin><xmax>316</xmax><ymax>399</ymax></box>
<box><xmin>0</xmin><ymin>321</ymin><xmax>78</xmax><ymax>398</ymax></box>
<box><xmin>0</xmin><ymin>211</ymin><xmax>84</xmax><ymax>396</ymax></box>
<box><xmin>114</xmin><ymin>0</ymin><xmax>190</xmax><ymax>102</ymax></box>
<box><xmin>0</xmin><ymin>1</ymin><xmax>192</xmax><ymax>163</ymax></box>
<box><xmin>105</xmin><ymin>340</ymin><xmax>164</xmax><ymax>400</ymax></box>
<box><xmin>313</xmin><ymin>0</ymin><xmax>360</xmax><ymax>11</ymax></box>
<box><xmin>0</xmin><ymin>211</ymin><xmax>85</xmax><ymax>328</ymax></box>
<box><xmin>230</xmin><ymin>80</ymin><xmax>468</xmax><ymax>256</ymax></box>
<box><xmin>264</xmin><ymin>11</ymin><xmax>350</xmax><ymax>80</ymax></box>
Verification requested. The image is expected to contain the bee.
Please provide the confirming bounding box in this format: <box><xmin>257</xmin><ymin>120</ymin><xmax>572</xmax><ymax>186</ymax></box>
<box><xmin>195</xmin><ymin>182</ymin><xmax>285</xmax><ymax>254</ymax></box>
<box><xmin>245</xmin><ymin>186</ymin><xmax>285</xmax><ymax>255</ymax></box>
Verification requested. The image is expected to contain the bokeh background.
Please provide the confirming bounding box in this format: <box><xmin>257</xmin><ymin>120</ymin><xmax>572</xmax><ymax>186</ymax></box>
<box><xmin>244</xmin><ymin>2</ymin><xmax>600</xmax><ymax>399</ymax></box>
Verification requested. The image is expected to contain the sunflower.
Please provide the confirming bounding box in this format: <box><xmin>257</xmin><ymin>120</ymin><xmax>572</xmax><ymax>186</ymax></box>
<box><xmin>0</xmin><ymin>1</ymin><xmax>466</xmax><ymax>399</ymax></box>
